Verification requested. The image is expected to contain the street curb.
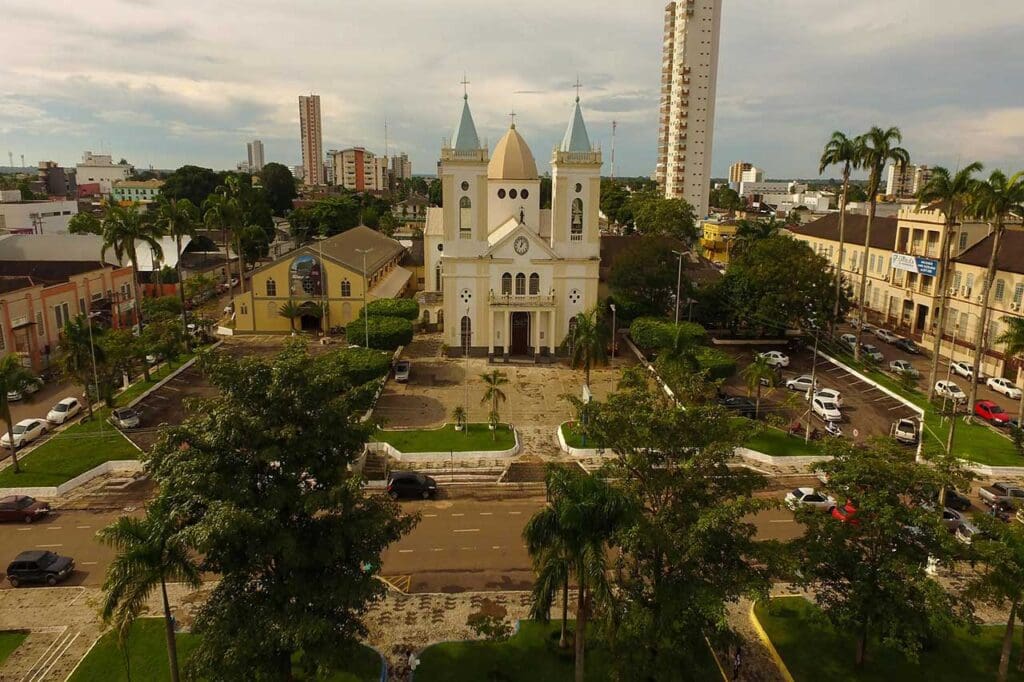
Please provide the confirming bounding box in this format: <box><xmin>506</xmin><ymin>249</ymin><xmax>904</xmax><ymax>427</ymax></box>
<box><xmin>748</xmin><ymin>602</ymin><xmax>795</xmax><ymax>682</ymax></box>
<box><xmin>124</xmin><ymin>340</ymin><xmax>223</xmax><ymax>410</ymax></box>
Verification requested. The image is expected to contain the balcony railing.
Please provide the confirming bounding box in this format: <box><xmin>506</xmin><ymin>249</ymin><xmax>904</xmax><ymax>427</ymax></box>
<box><xmin>488</xmin><ymin>292</ymin><xmax>555</xmax><ymax>307</ymax></box>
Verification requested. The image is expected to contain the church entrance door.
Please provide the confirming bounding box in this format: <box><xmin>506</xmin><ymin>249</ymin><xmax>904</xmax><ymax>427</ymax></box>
<box><xmin>511</xmin><ymin>312</ymin><xmax>530</xmax><ymax>355</ymax></box>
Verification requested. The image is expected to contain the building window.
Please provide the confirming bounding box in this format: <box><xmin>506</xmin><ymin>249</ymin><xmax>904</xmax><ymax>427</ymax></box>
<box><xmin>953</xmin><ymin>272</ymin><xmax>962</xmax><ymax>293</ymax></box>
<box><xmin>79</xmin><ymin>298</ymin><xmax>86</xmax><ymax>314</ymax></box>
<box><xmin>1014</xmin><ymin>283</ymin><xmax>1024</xmax><ymax>305</ymax></box>
<box><xmin>995</xmin><ymin>279</ymin><xmax>1006</xmax><ymax>301</ymax></box>
<box><xmin>460</xmin><ymin>316</ymin><xmax>472</xmax><ymax>349</ymax></box>
<box><xmin>965</xmin><ymin>274</ymin><xmax>974</xmax><ymax>296</ymax></box>
<box><xmin>959</xmin><ymin>231</ymin><xmax>968</xmax><ymax>252</ymax></box>
<box><xmin>515</xmin><ymin>273</ymin><xmax>526</xmax><ymax>296</ymax></box>
<box><xmin>54</xmin><ymin>302</ymin><xmax>70</xmax><ymax>330</ymax></box>
<box><xmin>529</xmin><ymin>273</ymin><xmax>540</xmax><ymax>295</ymax></box>
<box><xmin>435</xmin><ymin>265</ymin><xmax>442</xmax><ymax>291</ymax></box>
<box><xmin>498</xmin><ymin>188</ymin><xmax>506</xmax><ymax>199</ymax></box>
<box><xmin>570</xmin><ymin>198</ymin><xmax>583</xmax><ymax>241</ymax></box>
<box><xmin>341</xmin><ymin>279</ymin><xmax>351</xmax><ymax>297</ymax></box>
<box><xmin>459</xmin><ymin>196</ymin><xmax>472</xmax><ymax>238</ymax></box>
<box><xmin>266</xmin><ymin>278</ymin><xmax>277</xmax><ymax>297</ymax></box>
<box><xmin>521</xmin><ymin>189</ymin><xmax>529</xmax><ymax>199</ymax></box>
<box><xmin>501</xmin><ymin>272</ymin><xmax>512</xmax><ymax>295</ymax></box>
<box><xmin>568</xmin><ymin>316</ymin><xmax>578</xmax><ymax>345</ymax></box>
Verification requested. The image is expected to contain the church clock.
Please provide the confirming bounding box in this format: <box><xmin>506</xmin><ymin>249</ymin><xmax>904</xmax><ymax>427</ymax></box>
<box><xmin>513</xmin><ymin>236</ymin><xmax>529</xmax><ymax>255</ymax></box>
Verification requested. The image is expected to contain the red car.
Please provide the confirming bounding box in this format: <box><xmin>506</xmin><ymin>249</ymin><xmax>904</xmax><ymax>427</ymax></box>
<box><xmin>0</xmin><ymin>496</ymin><xmax>50</xmax><ymax>523</ymax></box>
<box><xmin>831</xmin><ymin>501</ymin><xmax>859</xmax><ymax>525</ymax></box>
<box><xmin>975</xmin><ymin>400</ymin><xmax>1011</xmax><ymax>426</ymax></box>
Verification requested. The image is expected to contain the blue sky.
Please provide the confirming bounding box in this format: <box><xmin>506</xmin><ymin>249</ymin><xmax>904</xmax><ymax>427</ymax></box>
<box><xmin>1</xmin><ymin>0</ymin><xmax>1022</xmax><ymax>179</ymax></box>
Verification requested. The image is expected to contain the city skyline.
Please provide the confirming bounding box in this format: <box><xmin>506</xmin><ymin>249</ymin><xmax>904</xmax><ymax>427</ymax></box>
<box><xmin>1</xmin><ymin>1</ymin><xmax>1022</xmax><ymax>179</ymax></box>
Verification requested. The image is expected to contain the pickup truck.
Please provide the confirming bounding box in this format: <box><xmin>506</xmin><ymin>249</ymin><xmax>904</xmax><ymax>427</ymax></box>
<box><xmin>979</xmin><ymin>482</ymin><xmax>1024</xmax><ymax>506</ymax></box>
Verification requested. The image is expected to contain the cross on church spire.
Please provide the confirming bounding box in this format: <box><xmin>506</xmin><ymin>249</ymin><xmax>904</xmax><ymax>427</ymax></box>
<box><xmin>508</xmin><ymin>108</ymin><xmax>517</xmax><ymax>128</ymax></box>
<box><xmin>460</xmin><ymin>73</ymin><xmax>470</xmax><ymax>99</ymax></box>
<box><xmin>573</xmin><ymin>75</ymin><xmax>582</xmax><ymax>102</ymax></box>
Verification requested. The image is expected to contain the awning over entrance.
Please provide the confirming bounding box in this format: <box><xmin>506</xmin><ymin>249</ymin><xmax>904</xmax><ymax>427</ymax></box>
<box><xmin>369</xmin><ymin>266</ymin><xmax>412</xmax><ymax>300</ymax></box>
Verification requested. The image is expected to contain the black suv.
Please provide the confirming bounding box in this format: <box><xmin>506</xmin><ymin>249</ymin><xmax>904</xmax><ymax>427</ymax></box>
<box><xmin>7</xmin><ymin>550</ymin><xmax>75</xmax><ymax>587</ymax></box>
<box><xmin>387</xmin><ymin>472</ymin><xmax>438</xmax><ymax>500</ymax></box>
<box><xmin>718</xmin><ymin>394</ymin><xmax>757</xmax><ymax>419</ymax></box>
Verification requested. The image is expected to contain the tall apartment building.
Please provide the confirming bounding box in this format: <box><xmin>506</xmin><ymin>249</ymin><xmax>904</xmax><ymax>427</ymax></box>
<box><xmin>247</xmin><ymin>139</ymin><xmax>265</xmax><ymax>172</ymax></box>
<box><xmin>332</xmin><ymin>147</ymin><xmax>388</xmax><ymax>192</ymax></box>
<box><xmin>391</xmin><ymin>153</ymin><xmax>412</xmax><ymax>182</ymax></box>
<box><xmin>656</xmin><ymin>0</ymin><xmax>722</xmax><ymax>218</ymax></box>
<box><xmin>298</xmin><ymin>95</ymin><xmax>324</xmax><ymax>186</ymax></box>
<box><xmin>886</xmin><ymin>163</ymin><xmax>932</xmax><ymax>199</ymax></box>
<box><xmin>75</xmin><ymin>152</ymin><xmax>133</xmax><ymax>194</ymax></box>
<box><xmin>728</xmin><ymin>161</ymin><xmax>752</xmax><ymax>184</ymax></box>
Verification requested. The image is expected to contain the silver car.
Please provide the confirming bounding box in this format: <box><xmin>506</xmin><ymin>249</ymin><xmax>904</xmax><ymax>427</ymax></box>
<box><xmin>394</xmin><ymin>361</ymin><xmax>411</xmax><ymax>383</ymax></box>
<box><xmin>109</xmin><ymin>408</ymin><xmax>141</xmax><ymax>430</ymax></box>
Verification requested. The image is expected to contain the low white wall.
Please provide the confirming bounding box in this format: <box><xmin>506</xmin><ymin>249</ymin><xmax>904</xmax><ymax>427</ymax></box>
<box><xmin>733</xmin><ymin>447</ymin><xmax>832</xmax><ymax>468</ymax></box>
<box><xmin>0</xmin><ymin>460</ymin><xmax>144</xmax><ymax>498</ymax></box>
<box><xmin>367</xmin><ymin>426</ymin><xmax>520</xmax><ymax>462</ymax></box>
<box><xmin>558</xmin><ymin>422</ymin><xmax>605</xmax><ymax>458</ymax></box>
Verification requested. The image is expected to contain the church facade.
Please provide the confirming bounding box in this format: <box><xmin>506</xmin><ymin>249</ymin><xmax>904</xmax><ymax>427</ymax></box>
<box><xmin>423</xmin><ymin>93</ymin><xmax>602</xmax><ymax>360</ymax></box>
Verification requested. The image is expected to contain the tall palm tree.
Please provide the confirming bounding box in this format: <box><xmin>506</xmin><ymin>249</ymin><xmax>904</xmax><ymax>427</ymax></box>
<box><xmin>278</xmin><ymin>300</ymin><xmax>302</xmax><ymax>333</ymax></box>
<box><xmin>853</xmin><ymin>127</ymin><xmax>910</xmax><ymax>360</ymax></box>
<box><xmin>480</xmin><ymin>370</ymin><xmax>509</xmax><ymax>440</ymax></box>
<box><xmin>917</xmin><ymin>163</ymin><xmax>984</xmax><ymax>400</ymax></box>
<box><xmin>742</xmin><ymin>355</ymin><xmax>776</xmax><ymax>419</ymax></box>
<box><xmin>819</xmin><ymin>131</ymin><xmax>861</xmax><ymax>333</ymax></box>
<box><xmin>964</xmin><ymin>170</ymin><xmax>1024</xmax><ymax>409</ymax></box>
<box><xmin>155</xmin><ymin>198</ymin><xmax>198</xmax><ymax>351</ymax></box>
<box><xmin>523</xmin><ymin>465</ymin><xmax>628</xmax><ymax>682</ymax></box>
<box><xmin>996</xmin><ymin>316</ymin><xmax>1024</xmax><ymax>430</ymax></box>
<box><xmin>0</xmin><ymin>354</ymin><xmax>38</xmax><ymax>474</ymax></box>
<box><xmin>202</xmin><ymin>191</ymin><xmax>242</xmax><ymax>298</ymax></box>
<box><xmin>564</xmin><ymin>307</ymin><xmax>609</xmax><ymax>388</ymax></box>
<box><xmin>731</xmin><ymin>217</ymin><xmax>781</xmax><ymax>256</ymax></box>
<box><xmin>208</xmin><ymin>176</ymin><xmax>252</xmax><ymax>297</ymax></box>
<box><xmin>60</xmin><ymin>315</ymin><xmax>109</xmax><ymax>412</ymax></box>
<box><xmin>99</xmin><ymin>506</ymin><xmax>201</xmax><ymax>682</ymax></box>
<box><xmin>101</xmin><ymin>204</ymin><xmax>165</xmax><ymax>333</ymax></box>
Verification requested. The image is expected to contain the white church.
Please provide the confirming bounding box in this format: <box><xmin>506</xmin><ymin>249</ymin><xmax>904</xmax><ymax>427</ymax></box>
<box><xmin>423</xmin><ymin>91</ymin><xmax>602</xmax><ymax>361</ymax></box>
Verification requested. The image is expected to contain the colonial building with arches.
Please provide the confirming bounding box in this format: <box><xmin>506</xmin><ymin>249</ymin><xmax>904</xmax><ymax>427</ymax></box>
<box><xmin>422</xmin><ymin>91</ymin><xmax>602</xmax><ymax>360</ymax></box>
<box><xmin>231</xmin><ymin>225</ymin><xmax>408</xmax><ymax>333</ymax></box>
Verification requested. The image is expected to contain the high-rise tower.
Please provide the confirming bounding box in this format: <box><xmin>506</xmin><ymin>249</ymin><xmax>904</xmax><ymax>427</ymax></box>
<box><xmin>298</xmin><ymin>94</ymin><xmax>323</xmax><ymax>186</ymax></box>
<box><xmin>247</xmin><ymin>139</ymin><xmax>265</xmax><ymax>172</ymax></box>
<box><xmin>656</xmin><ymin>0</ymin><xmax>722</xmax><ymax>218</ymax></box>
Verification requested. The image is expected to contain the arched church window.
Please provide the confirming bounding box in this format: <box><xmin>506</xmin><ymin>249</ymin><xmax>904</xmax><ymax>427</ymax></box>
<box><xmin>570</xmin><ymin>198</ymin><xmax>583</xmax><ymax>241</ymax></box>
<box><xmin>567</xmin><ymin>316</ymin><xmax>578</xmax><ymax>348</ymax></box>
<box><xmin>459</xmin><ymin>196</ymin><xmax>472</xmax><ymax>238</ymax></box>
<box><xmin>435</xmin><ymin>265</ymin><xmax>442</xmax><ymax>291</ymax></box>
<box><xmin>460</xmin><ymin>316</ymin><xmax>472</xmax><ymax>349</ymax></box>
<box><xmin>341</xmin><ymin>279</ymin><xmax>351</xmax><ymax>297</ymax></box>
<box><xmin>501</xmin><ymin>273</ymin><xmax>512</xmax><ymax>295</ymax></box>
<box><xmin>515</xmin><ymin>273</ymin><xmax>526</xmax><ymax>296</ymax></box>
<box><xmin>265</xmin><ymin>278</ymin><xmax>276</xmax><ymax>297</ymax></box>
<box><xmin>529</xmin><ymin>273</ymin><xmax>540</xmax><ymax>295</ymax></box>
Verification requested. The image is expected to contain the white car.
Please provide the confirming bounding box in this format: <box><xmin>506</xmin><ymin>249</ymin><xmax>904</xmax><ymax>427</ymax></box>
<box><xmin>1</xmin><ymin>419</ymin><xmax>47</xmax><ymax>449</ymax></box>
<box><xmin>785</xmin><ymin>487</ymin><xmax>836</xmax><ymax>512</ymax></box>
<box><xmin>860</xmin><ymin>344</ymin><xmax>884</xmax><ymax>363</ymax></box>
<box><xmin>839</xmin><ymin>333</ymin><xmax>857</xmax><ymax>350</ymax></box>
<box><xmin>6</xmin><ymin>379</ymin><xmax>41</xmax><ymax>402</ymax></box>
<box><xmin>889</xmin><ymin>360</ymin><xmax>919</xmax><ymax>378</ymax></box>
<box><xmin>875</xmin><ymin>329</ymin><xmax>901</xmax><ymax>344</ymax></box>
<box><xmin>785</xmin><ymin>375</ymin><xmax>818</xmax><ymax>392</ymax></box>
<box><xmin>812</xmin><ymin>396</ymin><xmax>842</xmax><ymax>422</ymax></box>
<box><xmin>893</xmin><ymin>417</ymin><xmax>918</xmax><ymax>444</ymax></box>
<box><xmin>758</xmin><ymin>351</ymin><xmax>790</xmax><ymax>368</ymax></box>
<box><xmin>814</xmin><ymin>388</ymin><xmax>843</xmax><ymax>408</ymax></box>
<box><xmin>987</xmin><ymin>378</ymin><xmax>1023</xmax><ymax>400</ymax></box>
<box><xmin>46</xmin><ymin>397</ymin><xmax>82</xmax><ymax>425</ymax></box>
<box><xmin>950</xmin><ymin>361</ymin><xmax>982</xmax><ymax>382</ymax></box>
<box><xmin>935</xmin><ymin>380</ymin><xmax>967</xmax><ymax>403</ymax></box>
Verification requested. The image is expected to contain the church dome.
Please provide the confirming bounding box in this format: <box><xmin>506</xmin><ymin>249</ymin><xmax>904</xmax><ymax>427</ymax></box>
<box><xmin>488</xmin><ymin>125</ymin><xmax>538</xmax><ymax>180</ymax></box>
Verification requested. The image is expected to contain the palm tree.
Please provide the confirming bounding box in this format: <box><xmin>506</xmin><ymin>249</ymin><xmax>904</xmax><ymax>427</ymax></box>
<box><xmin>155</xmin><ymin>198</ymin><xmax>198</xmax><ymax>351</ymax></box>
<box><xmin>101</xmin><ymin>204</ymin><xmax>165</xmax><ymax>333</ymax></box>
<box><xmin>60</xmin><ymin>316</ymin><xmax>109</xmax><ymax>412</ymax></box>
<box><xmin>451</xmin><ymin>405</ymin><xmax>467</xmax><ymax>432</ymax></box>
<box><xmin>996</xmin><ymin>316</ymin><xmax>1024</xmax><ymax>430</ymax></box>
<box><xmin>523</xmin><ymin>465</ymin><xmax>628</xmax><ymax>681</ymax></box>
<box><xmin>964</xmin><ymin>170</ymin><xmax>1024</xmax><ymax>409</ymax></box>
<box><xmin>212</xmin><ymin>176</ymin><xmax>253</xmax><ymax>296</ymax></box>
<box><xmin>480</xmin><ymin>370</ymin><xmax>508</xmax><ymax>440</ymax></box>
<box><xmin>99</xmin><ymin>506</ymin><xmax>201</xmax><ymax>682</ymax></box>
<box><xmin>564</xmin><ymin>307</ymin><xmax>609</xmax><ymax>388</ymax></box>
<box><xmin>0</xmin><ymin>354</ymin><xmax>38</xmax><ymax>474</ymax></box>
<box><xmin>852</xmin><ymin>127</ymin><xmax>910</xmax><ymax>360</ymax></box>
<box><xmin>202</xmin><ymin>190</ymin><xmax>242</xmax><ymax>298</ymax></box>
<box><xmin>916</xmin><ymin>163</ymin><xmax>984</xmax><ymax>400</ymax></box>
<box><xmin>731</xmin><ymin>217</ymin><xmax>781</xmax><ymax>256</ymax></box>
<box><xmin>661</xmin><ymin>325</ymin><xmax>700</xmax><ymax>372</ymax></box>
<box><xmin>742</xmin><ymin>355</ymin><xmax>776</xmax><ymax>419</ymax></box>
<box><xmin>278</xmin><ymin>300</ymin><xmax>302</xmax><ymax>333</ymax></box>
<box><xmin>819</xmin><ymin>131</ymin><xmax>861</xmax><ymax>333</ymax></box>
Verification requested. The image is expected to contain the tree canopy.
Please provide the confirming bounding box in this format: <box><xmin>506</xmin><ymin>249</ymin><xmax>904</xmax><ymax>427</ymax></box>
<box><xmin>630</xmin><ymin>191</ymin><xmax>698</xmax><ymax>243</ymax></box>
<box><xmin>161</xmin><ymin>165</ymin><xmax>222</xmax><ymax>207</ymax></box>
<box><xmin>259</xmin><ymin>162</ymin><xmax>298</xmax><ymax>216</ymax></box>
<box><xmin>607</xmin><ymin>237</ymin><xmax>684</xmax><ymax>320</ymax></box>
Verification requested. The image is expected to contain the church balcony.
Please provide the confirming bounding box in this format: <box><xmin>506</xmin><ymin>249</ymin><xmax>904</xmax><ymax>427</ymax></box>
<box><xmin>488</xmin><ymin>292</ymin><xmax>555</xmax><ymax>308</ymax></box>
<box><xmin>440</xmin><ymin>147</ymin><xmax>489</xmax><ymax>162</ymax></box>
<box><xmin>551</xmin><ymin>149</ymin><xmax>602</xmax><ymax>165</ymax></box>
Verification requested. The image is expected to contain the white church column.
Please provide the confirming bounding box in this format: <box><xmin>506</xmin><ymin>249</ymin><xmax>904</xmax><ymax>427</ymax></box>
<box><xmin>503</xmin><ymin>310</ymin><xmax>511</xmax><ymax>360</ymax></box>
<box><xmin>532</xmin><ymin>310</ymin><xmax>541</xmax><ymax>362</ymax></box>
<box><xmin>548</xmin><ymin>310</ymin><xmax>556</xmax><ymax>356</ymax></box>
<box><xmin>488</xmin><ymin>308</ymin><xmax>495</xmax><ymax>360</ymax></box>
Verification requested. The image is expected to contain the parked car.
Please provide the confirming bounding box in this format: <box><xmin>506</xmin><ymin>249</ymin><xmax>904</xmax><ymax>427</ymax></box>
<box><xmin>814</xmin><ymin>388</ymin><xmax>843</xmax><ymax>408</ymax></box>
<box><xmin>859</xmin><ymin>344</ymin><xmax>884</xmax><ymax>363</ymax></box>
<box><xmin>831</xmin><ymin>501</ymin><xmax>859</xmax><ymax>524</ymax></box>
<box><xmin>758</xmin><ymin>351</ymin><xmax>790</xmax><ymax>368</ymax></box>
<box><xmin>894</xmin><ymin>337</ymin><xmax>921</xmax><ymax>354</ymax></box>
<box><xmin>922</xmin><ymin>505</ymin><xmax>965</xmax><ymax>532</ymax></box>
<box><xmin>892</xmin><ymin>417</ymin><xmax>918</xmax><ymax>444</ymax></box>
<box><xmin>785</xmin><ymin>375</ymin><xmax>818</xmax><ymax>393</ymax></box>
<box><xmin>0</xmin><ymin>495</ymin><xmax>50</xmax><ymax>523</ymax></box>
<box><xmin>987</xmin><ymin>377</ymin><xmax>1023</xmax><ymax>400</ymax></box>
<box><xmin>812</xmin><ymin>396</ymin><xmax>842</xmax><ymax>423</ymax></box>
<box><xmin>785</xmin><ymin>487</ymin><xmax>836</xmax><ymax>512</ymax></box>
<box><xmin>940</xmin><ymin>489</ymin><xmax>972</xmax><ymax>512</ymax></box>
<box><xmin>386</xmin><ymin>472</ymin><xmax>438</xmax><ymax>500</ymax></box>
<box><xmin>955</xmin><ymin>521</ymin><xmax>989</xmax><ymax>546</ymax></box>
<box><xmin>889</xmin><ymin>359</ymin><xmax>919</xmax><ymax>377</ymax></box>
<box><xmin>6</xmin><ymin>379</ymin><xmax>42</xmax><ymax>402</ymax></box>
<box><xmin>6</xmin><ymin>550</ymin><xmax>75</xmax><ymax>587</ymax></box>
<box><xmin>109</xmin><ymin>408</ymin><xmax>140</xmax><ymax>430</ymax></box>
<box><xmin>0</xmin><ymin>419</ymin><xmax>47</xmax><ymax>449</ymax></box>
<box><xmin>394</xmin><ymin>360</ymin><xmax>411</xmax><ymax>383</ymax></box>
<box><xmin>935</xmin><ymin>380</ymin><xmax>967</xmax><ymax>404</ymax></box>
<box><xmin>979</xmin><ymin>482</ymin><xmax>1024</xmax><ymax>506</ymax></box>
<box><xmin>46</xmin><ymin>397</ymin><xmax>81</xmax><ymax>425</ymax></box>
<box><xmin>839</xmin><ymin>333</ymin><xmax>857</xmax><ymax>350</ymax></box>
<box><xmin>975</xmin><ymin>400</ymin><xmax>1011</xmax><ymax>426</ymax></box>
<box><xmin>718</xmin><ymin>394</ymin><xmax>757</xmax><ymax>419</ymax></box>
<box><xmin>849</xmin><ymin>318</ymin><xmax>878</xmax><ymax>335</ymax></box>
<box><xmin>950</xmin><ymin>361</ymin><xmax>983</xmax><ymax>382</ymax></box>
<box><xmin>875</xmin><ymin>328</ymin><xmax>901</xmax><ymax>344</ymax></box>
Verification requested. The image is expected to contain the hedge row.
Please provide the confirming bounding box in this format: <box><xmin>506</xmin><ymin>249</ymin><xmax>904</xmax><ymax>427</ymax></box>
<box><xmin>359</xmin><ymin>298</ymin><xmax>419</xmax><ymax>321</ymax></box>
<box><xmin>694</xmin><ymin>346</ymin><xmax>736</xmax><ymax>380</ymax></box>
<box><xmin>629</xmin><ymin>317</ymin><xmax>708</xmax><ymax>352</ymax></box>
<box><xmin>326</xmin><ymin>346</ymin><xmax>392</xmax><ymax>385</ymax></box>
<box><xmin>345</xmin><ymin>315</ymin><xmax>413</xmax><ymax>350</ymax></box>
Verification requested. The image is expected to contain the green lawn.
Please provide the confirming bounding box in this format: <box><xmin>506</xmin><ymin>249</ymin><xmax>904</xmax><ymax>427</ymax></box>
<box><xmin>415</xmin><ymin>620</ymin><xmax>720</xmax><ymax>681</ymax></box>
<box><xmin>69</xmin><ymin>618</ymin><xmax>382</xmax><ymax>682</ymax></box>
<box><xmin>373</xmin><ymin>423</ymin><xmax>515</xmax><ymax>452</ymax></box>
<box><xmin>756</xmin><ymin>597</ymin><xmax>1024</xmax><ymax>681</ymax></box>
<box><xmin>0</xmin><ymin>631</ymin><xmax>27</xmax><ymax>666</ymax></box>
<box><xmin>0</xmin><ymin>408</ymin><xmax>139</xmax><ymax>488</ymax></box>
<box><xmin>114</xmin><ymin>352</ymin><xmax>197</xmax><ymax>408</ymax></box>
<box><xmin>743</xmin><ymin>424</ymin><xmax>827</xmax><ymax>458</ymax></box>
<box><xmin>560</xmin><ymin>422</ymin><xmax>602</xmax><ymax>450</ymax></box>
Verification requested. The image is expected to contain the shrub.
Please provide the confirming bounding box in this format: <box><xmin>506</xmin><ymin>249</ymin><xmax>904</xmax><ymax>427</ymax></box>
<box><xmin>346</xmin><ymin>315</ymin><xmax>413</xmax><ymax>350</ymax></box>
<box><xmin>359</xmin><ymin>298</ymin><xmax>419</xmax><ymax>321</ymax></box>
<box><xmin>327</xmin><ymin>346</ymin><xmax>391</xmax><ymax>385</ymax></box>
<box><xmin>629</xmin><ymin>317</ymin><xmax>707</xmax><ymax>352</ymax></box>
<box><xmin>694</xmin><ymin>346</ymin><xmax>736</xmax><ymax>380</ymax></box>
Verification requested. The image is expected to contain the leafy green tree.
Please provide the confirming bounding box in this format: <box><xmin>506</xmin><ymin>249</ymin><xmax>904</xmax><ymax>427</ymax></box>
<box><xmin>238</xmin><ymin>224</ymin><xmax>270</xmax><ymax>267</ymax></box>
<box><xmin>608</xmin><ymin>237</ymin><xmax>681</xmax><ymax>319</ymax></box>
<box><xmin>68</xmin><ymin>212</ymin><xmax>102</xmax><ymax>235</ymax></box>
<box><xmin>964</xmin><ymin>170</ymin><xmax>1024</xmax><ymax>409</ymax></box>
<box><xmin>141</xmin><ymin>318</ymin><xmax>185</xmax><ymax>368</ymax></box>
<box><xmin>278</xmin><ymin>300</ymin><xmax>302</xmax><ymax>333</ymax></box>
<box><xmin>742</xmin><ymin>355</ymin><xmax>776</xmax><ymax>418</ymax></box>
<box><xmin>731</xmin><ymin>217</ymin><xmax>782</xmax><ymax>256</ymax></box>
<box><xmin>427</xmin><ymin>178</ymin><xmax>442</xmax><ymax>206</ymax></box>
<box><xmin>846</xmin><ymin>184</ymin><xmax>868</xmax><ymax>202</ymax></box>
<box><xmin>819</xmin><ymin>131</ymin><xmax>862</xmax><ymax>334</ymax></box>
<box><xmin>631</xmin><ymin>191</ymin><xmax>698</xmax><ymax>243</ymax></box>
<box><xmin>100</xmin><ymin>328</ymin><xmax>143</xmax><ymax>392</ymax></box>
<box><xmin>142</xmin><ymin>296</ymin><xmax>184</xmax><ymax>322</ymax></box>
<box><xmin>146</xmin><ymin>346</ymin><xmax>416</xmax><ymax>680</ymax></box>
<box><xmin>378</xmin><ymin>211</ymin><xmax>399</xmax><ymax>236</ymax></box>
<box><xmin>540</xmin><ymin>176</ymin><xmax>552</xmax><ymax>209</ymax></box>
<box><xmin>523</xmin><ymin>465</ymin><xmax>629</xmax><ymax>681</ymax></box>
<box><xmin>709</xmin><ymin>186</ymin><xmax>744</xmax><ymax>211</ymax></box>
<box><xmin>161</xmin><ymin>165</ymin><xmax>221</xmax><ymax>207</ymax></box>
<box><xmin>795</xmin><ymin>438</ymin><xmax>968</xmax><ymax>668</ymax></box>
<box><xmin>852</xmin><ymin>127</ymin><xmax>910</xmax><ymax>360</ymax></box>
<box><xmin>260</xmin><ymin>162</ymin><xmax>298</xmax><ymax>216</ymax></box>
<box><xmin>99</xmin><ymin>502</ymin><xmax>201</xmax><ymax>682</ymax></box>
<box><xmin>563</xmin><ymin>307</ymin><xmax>609</xmax><ymax>388</ymax></box>
<box><xmin>0</xmin><ymin>354</ymin><xmax>38</xmax><ymax>473</ymax></box>
<box><xmin>60</xmin><ymin>315</ymin><xmax>111</xmax><ymax>409</ymax></box>
<box><xmin>600</xmin><ymin>179</ymin><xmax>633</xmax><ymax>227</ymax></box>
<box><xmin>996</xmin><ymin>316</ymin><xmax>1024</xmax><ymax>429</ymax></box>
<box><xmin>183</xmin><ymin>273</ymin><xmax>217</xmax><ymax>307</ymax></box>
<box><xmin>480</xmin><ymin>370</ymin><xmax>508</xmax><ymax>439</ymax></box>
<box><xmin>155</xmin><ymin>197</ymin><xmax>198</xmax><ymax>350</ymax></box>
<box><xmin>202</xmin><ymin>189</ymin><xmax>243</xmax><ymax>297</ymax></box>
<box><xmin>101</xmin><ymin>204</ymin><xmax>165</xmax><ymax>331</ymax></box>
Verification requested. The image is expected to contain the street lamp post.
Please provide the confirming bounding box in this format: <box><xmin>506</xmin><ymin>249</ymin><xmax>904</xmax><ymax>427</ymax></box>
<box><xmin>672</xmin><ymin>250</ymin><xmax>693</xmax><ymax>325</ymax></box>
<box><xmin>355</xmin><ymin>247</ymin><xmax>374</xmax><ymax>347</ymax></box>
<box><xmin>804</xmin><ymin>327</ymin><xmax>821</xmax><ymax>443</ymax></box>
<box><xmin>86</xmin><ymin>312</ymin><xmax>102</xmax><ymax>424</ymax></box>
<box><xmin>609</xmin><ymin>303</ymin><xmax>617</xmax><ymax>362</ymax></box>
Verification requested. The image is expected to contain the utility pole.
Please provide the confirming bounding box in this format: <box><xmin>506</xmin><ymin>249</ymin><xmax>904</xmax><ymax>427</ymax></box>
<box><xmin>672</xmin><ymin>250</ymin><xmax>690</xmax><ymax>325</ymax></box>
<box><xmin>805</xmin><ymin>328</ymin><xmax>821</xmax><ymax>443</ymax></box>
<box><xmin>356</xmin><ymin>248</ymin><xmax>374</xmax><ymax>346</ymax></box>
<box><xmin>610</xmin><ymin>121</ymin><xmax>617</xmax><ymax>179</ymax></box>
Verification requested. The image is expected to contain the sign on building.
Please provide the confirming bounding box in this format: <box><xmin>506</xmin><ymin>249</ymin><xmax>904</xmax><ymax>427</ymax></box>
<box><xmin>890</xmin><ymin>253</ymin><xmax>938</xmax><ymax>277</ymax></box>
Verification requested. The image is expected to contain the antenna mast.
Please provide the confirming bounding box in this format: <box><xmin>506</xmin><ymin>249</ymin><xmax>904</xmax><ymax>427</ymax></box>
<box><xmin>610</xmin><ymin>121</ymin><xmax>617</xmax><ymax>179</ymax></box>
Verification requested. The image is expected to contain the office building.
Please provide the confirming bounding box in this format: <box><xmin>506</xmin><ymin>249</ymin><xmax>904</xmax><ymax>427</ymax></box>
<box><xmin>886</xmin><ymin>163</ymin><xmax>932</xmax><ymax>199</ymax></box>
<box><xmin>247</xmin><ymin>139</ymin><xmax>265</xmax><ymax>172</ymax></box>
<box><xmin>391</xmin><ymin>153</ymin><xmax>413</xmax><ymax>182</ymax></box>
<box><xmin>298</xmin><ymin>94</ymin><xmax>324</xmax><ymax>186</ymax></box>
<box><xmin>332</xmin><ymin>147</ymin><xmax>388</xmax><ymax>192</ymax></box>
<box><xmin>112</xmin><ymin>179</ymin><xmax>164</xmax><ymax>204</ymax></box>
<box><xmin>656</xmin><ymin>0</ymin><xmax>722</xmax><ymax>217</ymax></box>
<box><xmin>728</xmin><ymin>161</ymin><xmax>752</xmax><ymax>185</ymax></box>
<box><xmin>75</xmin><ymin>152</ymin><xmax>133</xmax><ymax>194</ymax></box>
<box><xmin>37</xmin><ymin>162</ymin><xmax>76</xmax><ymax>197</ymax></box>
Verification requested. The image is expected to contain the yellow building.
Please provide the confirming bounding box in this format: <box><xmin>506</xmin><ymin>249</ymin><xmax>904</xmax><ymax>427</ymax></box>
<box><xmin>231</xmin><ymin>226</ymin><xmax>409</xmax><ymax>333</ymax></box>
<box><xmin>700</xmin><ymin>219</ymin><xmax>738</xmax><ymax>265</ymax></box>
